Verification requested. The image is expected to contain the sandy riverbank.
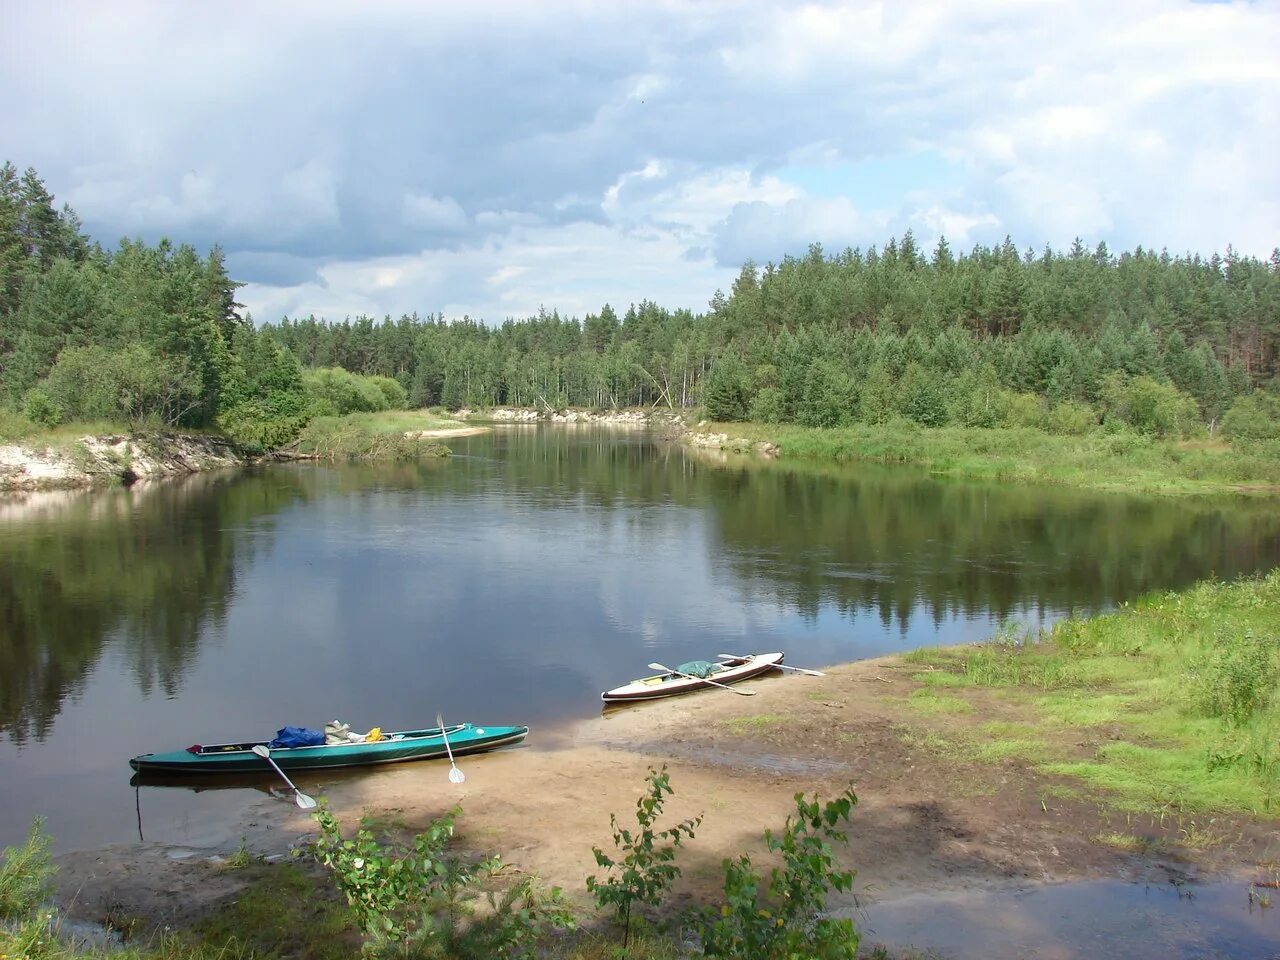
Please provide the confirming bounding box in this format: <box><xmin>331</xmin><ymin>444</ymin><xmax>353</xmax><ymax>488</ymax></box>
<box><xmin>53</xmin><ymin>654</ymin><xmax>1278</xmax><ymax>934</ymax></box>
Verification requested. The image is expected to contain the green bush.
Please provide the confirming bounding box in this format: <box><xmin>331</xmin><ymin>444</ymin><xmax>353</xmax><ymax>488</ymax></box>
<box><xmin>1001</xmin><ymin>391</ymin><xmax>1047</xmax><ymax>429</ymax></box>
<box><xmin>702</xmin><ymin>788</ymin><xmax>859</xmax><ymax>960</ymax></box>
<box><xmin>1045</xmin><ymin>399</ymin><xmax>1099</xmax><ymax>435</ymax></box>
<box><xmin>21</xmin><ymin>389</ymin><xmax>60</xmax><ymax>427</ymax></box>
<box><xmin>1221</xmin><ymin>391</ymin><xmax>1280</xmax><ymax>440</ymax></box>
<box><xmin>39</xmin><ymin>344</ymin><xmax>201</xmax><ymax>427</ymax></box>
<box><xmin>0</xmin><ymin>405</ymin><xmax>36</xmax><ymax>441</ymax></box>
<box><xmin>369</xmin><ymin>375</ymin><xmax>408</xmax><ymax>411</ymax></box>
<box><xmin>587</xmin><ymin>766</ymin><xmax>701</xmax><ymax>947</ymax></box>
<box><xmin>1100</xmin><ymin>373</ymin><xmax>1201</xmax><ymax>438</ymax></box>
<box><xmin>295</xmin><ymin>416</ymin><xmax>448</xmax><ymax>461</ymax></box>
<box><xmin>216</xmin><ymin>392</ymin><xmax>314</xmax><ymax>452</ymax></box>
<box><xmin>312</xmin><ymin>804</ymin><xmax>572</xmax><ymax>957</ymax></box>
<box><xmin>0</xmin><ymin>819</ymin><xmax>54</xmax><ymax>921</ymax></box>
<box><xmin>1187</xmin><ymin>631</ymin><xmax>1279</xmax><ymax>726</ymax></box>
<box><xmin>303</xmin><ymin>367</ymin><xmax>400</xmax><ymax>415</ymax></box>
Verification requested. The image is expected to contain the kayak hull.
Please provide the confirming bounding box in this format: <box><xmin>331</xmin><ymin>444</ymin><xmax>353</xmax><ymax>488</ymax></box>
<box><xmin>601</xmin><ymin>652</ymin><xmax>784</xmax><ymax>703</ymax></box>
<box><xmin>129</xmin><ymin>723</ymin><xmax>528</xmax><ymax>774</ymax></box>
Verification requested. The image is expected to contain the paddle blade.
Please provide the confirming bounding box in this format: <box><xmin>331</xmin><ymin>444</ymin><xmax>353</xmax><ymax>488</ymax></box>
<box><xmin>295</xmin><ymin>793</ymin><xmax>317</xmax><ymax>810</ymax></box>
<box><xmin>449</xmin><ymin>766</ymin><xmax>465</xmax><ymax>784</ymax></box>
<box><xmin>251</xmin><ymin>745</ymin><xmax>270</xmax><ymax>758</ymax></box>
<box><xmin>647</xmin><ymin>663</ymin><xmax>668</xmax><ymax>671</ymax></box>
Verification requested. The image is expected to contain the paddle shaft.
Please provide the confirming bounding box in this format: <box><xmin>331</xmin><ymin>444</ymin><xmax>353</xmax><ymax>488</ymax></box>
<box><xmin>251</xmin><ymin>746</ymin><xmax>316</xmax><ymax>808</ymax></box>
<box><xmin>717</xmin><ymin>653</ymin><xmax>825</xmax><ymax>677</ymax></box>
<box><xmin>436</xmin><ymin>714</ymin><xmax>465</xmax><ymax>783</ymax></box>
<box><xmin>649</xmin><ymin>663</ymin><xmax>756</xmax><ymax>696</ymax></box>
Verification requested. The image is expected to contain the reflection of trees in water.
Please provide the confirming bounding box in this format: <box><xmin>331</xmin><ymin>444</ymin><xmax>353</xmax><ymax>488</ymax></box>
<box><xmin>329</xmin><ymin>430</ymin><xmax>1280</xmax><ymax>631</ymax></box>
<box><xmin>0</xmin><ymin>471</ymin><xmax>308</xmax><ymax>744</ymax></box>
<box><xmin>700</xmin><ymin>461</ymin><xmax>1280</xmax><ymax>626</ymax></box>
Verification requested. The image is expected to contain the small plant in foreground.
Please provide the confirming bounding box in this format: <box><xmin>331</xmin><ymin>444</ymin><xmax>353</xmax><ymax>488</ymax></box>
<box><xmin>1187</xmin><ymin>630</ymin><xmax>1278</xmax><ymax>726</ymax></box>
<box><xmin>701</xmin><ymin>787</ymin><xmax>859</xmax><ymax>960</ymax></box>
<box><xmin>313</xmin><ymin>802</ymin><xmax>571</xmax><ymax>957</ymax></box>
<box><xmin>587</xmin><ymin>765</ymin><xmax>702</xmax><ymax>948</ymax></box>
<box><xmin>0</xmin><ymin>818</ymin><xmax>55</xmax><ymax>920</ymax></box>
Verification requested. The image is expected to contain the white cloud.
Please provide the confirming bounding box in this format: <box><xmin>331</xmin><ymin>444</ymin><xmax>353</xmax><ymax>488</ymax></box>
<box><xmin>402</xmin><ymin>193</ymin><xmax>469</xmax><ymax>232</ymax></box>
<box><xmin>1</xmin><ymin>0</ymin><xmax>1275</xmax><ymax>321</ymax></box>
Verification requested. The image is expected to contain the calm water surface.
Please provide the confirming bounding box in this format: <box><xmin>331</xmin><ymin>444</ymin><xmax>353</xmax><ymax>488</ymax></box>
<box><xmin>3</xmin><ymin>427</ymin><xmax>1280</xmax><ymax>853</ymax></box>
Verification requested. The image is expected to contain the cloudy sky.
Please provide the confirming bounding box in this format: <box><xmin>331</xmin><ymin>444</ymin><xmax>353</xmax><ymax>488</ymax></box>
<box><xmin>2</xmin><ymin>1</ymin><xmax>1276</xmax><ymax>324</ymax></box>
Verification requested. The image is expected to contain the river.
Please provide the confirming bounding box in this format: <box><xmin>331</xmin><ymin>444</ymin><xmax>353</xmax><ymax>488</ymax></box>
<box><xmin>3</xmin><ymin>426</ymin><xmax>1279</xmax><ymax>852</ymax></box>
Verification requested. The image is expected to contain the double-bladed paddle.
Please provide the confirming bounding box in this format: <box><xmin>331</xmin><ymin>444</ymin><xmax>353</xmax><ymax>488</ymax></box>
<box><xmin>251</xmin><ymin>744</ymin><xmax>317</xmax><ymax>809</ymax></box>
<box><xmin>437</xmin><ymin>714</ymin><xmax>466</xmax><ymax>784</ymax></box>
<box><xmin>648</xmin><ymin>662</ymin><xmax>757</xmax><ymax>696</ymax></box>
<box><xmin>716</xmin><ymin>652</ymin><xmax>826</xmax><ymax>677</ymax></box>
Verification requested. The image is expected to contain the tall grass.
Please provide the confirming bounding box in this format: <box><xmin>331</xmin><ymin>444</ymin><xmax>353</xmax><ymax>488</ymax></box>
<box><xmin>718</xmin><ymin>420</ymin><xmax>1280</xmax><ymax>496</ymax></box>
<box><xmin>926</xmin><ymin>572</ymin><xmax>1280</xmax><ymax>813</ymax></box>
<box><xmin>294</xmin><ymin>415</ymin><xmax>452</xmax><ymax>461</ymax></box>
<box><xmin>0</xmin><ymin>406</ymin><xmax>132</xmax><ymax>446</ymax></box>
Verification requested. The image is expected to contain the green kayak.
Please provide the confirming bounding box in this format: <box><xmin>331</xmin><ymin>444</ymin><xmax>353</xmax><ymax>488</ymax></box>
<box><xmin>129</xmin><ymin>723</ymin><xmax>528</xmax><ymax>775</ymax></box>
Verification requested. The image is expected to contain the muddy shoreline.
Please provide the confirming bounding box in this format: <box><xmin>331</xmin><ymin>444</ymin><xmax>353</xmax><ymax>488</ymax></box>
<box><xmin>52</xmin><ymin>654</ymin><xmax>1279</xmax><ymax>941</ymax></box>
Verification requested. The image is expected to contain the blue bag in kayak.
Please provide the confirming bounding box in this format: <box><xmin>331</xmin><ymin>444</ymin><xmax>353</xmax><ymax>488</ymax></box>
<box><xmin>268</xmin><ymin>725</ymin><xmax>325</xmax><ymax>748</ymax></box>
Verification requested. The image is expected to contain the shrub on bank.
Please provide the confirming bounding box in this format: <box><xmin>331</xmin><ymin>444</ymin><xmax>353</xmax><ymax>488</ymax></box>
<box><xmin>1221</xmin><ymin>390</ymin><xmax>1280</xmax><ymax>441</ymax></box>
<box><xmin>303</xmin><ymin>368</ymin><xmax>407</xmax><ymax>416</ymax></box>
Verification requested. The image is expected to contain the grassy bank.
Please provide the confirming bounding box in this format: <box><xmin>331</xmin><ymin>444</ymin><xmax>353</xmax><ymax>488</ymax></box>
<box><xmin>717</xmin><ymin>420</ymin><xmax>1280</xmax><ymax>496</ymax></box>
<box><xmin>292</xmin><ymin>409</ymin><xmax>464</xmax><ymax>461</ymax></box>
<box><xmin>1</xmin><ymin>406</ymin><xmax>467</xmax><ymax>464</ymax></box>
<box><xmin>902</xmin><ymin>571</ymin><xmax>1280</xmax><ymax>817</ymax></box>
<box><xmin>0</xmin><ymin>407</ymin><xmax>159</xmax><ymax>446</ymax></box>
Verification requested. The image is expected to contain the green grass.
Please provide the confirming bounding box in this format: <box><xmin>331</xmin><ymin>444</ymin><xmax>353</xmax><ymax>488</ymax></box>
<box><xmin>712</xmin><ymin>420</ymin><xmax>1280</xmax><ymax>497</ymax></box>
<box><xmin>193</xmin><ymin>863</ymin><xmax>351</xmax><ymax>960</ymax></box>
<box><xmin>906</xmin><ymin>690</ymin><xmax>974</xmax><ymax>715</ymax></box>
<box><xmin>1092</xmin><ymin>832</ymin><xmax>1155</xmax><ymax>852</ymax></box>
<box><xmin>0</xmin><ymin>406</ymin><xmax>134</xmax><ymax>446</ymax></box>
<box><xmin>912</xmin><ymin>572</ymin><xmax>1280</xmax><ymax>814</ymax></box>
<box><xmin>332</xmin><ymin>409</ymin><xmax>470</xmax><ymax>433</ymax></box>
<box><xmin>913</xmin><ymin>670</ymin><xmax>967</xmax><ymax>688</ymax></box>
<box><xmin>722</xmin><ymin>713</ymin><xmax>788</xmax><ymax>733</ymax></box>
<box><xmin>972</xmin><ymin>739</ymin><xmax>1050</xmax><ymax>762</ymax></box>
<box><xmin>295</xmin><ymin>413</ymin><xmax>455</xmax><ymax>461</ymax></box>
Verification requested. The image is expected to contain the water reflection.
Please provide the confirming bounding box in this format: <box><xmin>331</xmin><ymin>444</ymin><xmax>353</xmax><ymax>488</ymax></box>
<box><xmin>1</xmin><ymin>428</ymin><xmax>1279</xmax><ymax>850</ymax></box>
<box><xmin>0</xmin><ymin>471</ymin><xmax>311</xmax><ymax>745</ymax></box>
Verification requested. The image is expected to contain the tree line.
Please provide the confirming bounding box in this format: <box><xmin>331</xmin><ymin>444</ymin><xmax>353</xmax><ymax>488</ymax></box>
<box><xmin>268</xmin><ymin>234</ymin><xmax>1279</xmax><ymax>438</ymax></box>
<box><xmin>4</xmin><ymin>160</ymin><xmax>1279</xmax><ymax>447</ymax></box>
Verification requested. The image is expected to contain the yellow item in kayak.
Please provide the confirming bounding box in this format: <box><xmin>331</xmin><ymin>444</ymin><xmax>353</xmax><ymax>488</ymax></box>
<box><xmin>364</xmin><ymin>727</ymin><xmax>383</xmax><ymax>743</ymax></box>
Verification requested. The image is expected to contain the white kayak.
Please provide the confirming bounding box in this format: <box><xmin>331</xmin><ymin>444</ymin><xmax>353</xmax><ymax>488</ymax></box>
<box><xmin>601</xmin><ymin>652</ymin><xmax>785</xmax><ymax>703</ymax></box>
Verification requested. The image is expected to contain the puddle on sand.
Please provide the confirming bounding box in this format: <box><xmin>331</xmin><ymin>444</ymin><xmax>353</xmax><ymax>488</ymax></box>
<box><xmin>858</xmin><ymin>879</ymin><xmax>1280</xmax><ymax>959</ymax></box>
